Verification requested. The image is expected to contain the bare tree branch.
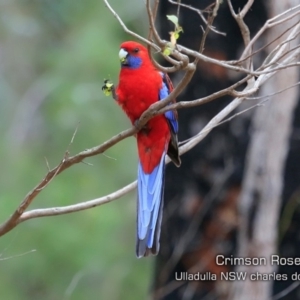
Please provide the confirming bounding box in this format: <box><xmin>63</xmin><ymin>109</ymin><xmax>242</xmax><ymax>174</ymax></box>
<box><xmin>168</xmin><ymin>0</ymin><xmax>226</xmax><ymax>36</ymax></box>
<box><xmin>240</xmin><ymin>4</ymin><xmax>300</xmax><ymax>60</ymax></box>
<box><xmin>19</xmin><ymin>181</ymin><xmax>137</xmax><ymax>222</ymax></box>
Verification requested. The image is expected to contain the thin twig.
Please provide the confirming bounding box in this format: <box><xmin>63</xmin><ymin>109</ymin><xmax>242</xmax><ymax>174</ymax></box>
<box><xmin>168</xmin><ymin>0</ymin><xmax>226</xmax><ymax>36</ymax></box>
<box><xmin>240</xmin><ymin>4</ymin><xmax>300</xmax><ymax>60</ymax></box>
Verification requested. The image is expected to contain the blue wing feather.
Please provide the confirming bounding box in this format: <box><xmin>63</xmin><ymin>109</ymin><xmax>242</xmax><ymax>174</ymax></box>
<box><xmin>158</xmin><ymin>72</ymin><xmax>179</xmax><ymax>134</ymax></box>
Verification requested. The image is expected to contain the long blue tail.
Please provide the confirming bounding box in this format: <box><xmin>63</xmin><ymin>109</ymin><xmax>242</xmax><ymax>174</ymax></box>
<box><xmin>136</xmin><ymin>152</ymin><xmax>166</xmax><ymax>257</ymax></box>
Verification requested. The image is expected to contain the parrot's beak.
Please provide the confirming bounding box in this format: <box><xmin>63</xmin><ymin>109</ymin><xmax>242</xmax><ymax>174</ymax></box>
<box><xmin>119</xmin><ymin>48</ymin><xmax>128</xmax><ymax>65</ymax></box>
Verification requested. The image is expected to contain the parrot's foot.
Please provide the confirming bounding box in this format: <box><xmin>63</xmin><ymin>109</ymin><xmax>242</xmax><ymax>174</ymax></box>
<box><xmin>134</xmin><ymin>121</ymin><xmax>151</xmax><ymax>135</ymax></box>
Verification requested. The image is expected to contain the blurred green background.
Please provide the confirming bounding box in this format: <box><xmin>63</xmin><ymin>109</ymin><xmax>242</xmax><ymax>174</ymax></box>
<box><xmin>0</xmin><ymin>0</ymin><xmax>153</xmax><ymax>299</ymax></box>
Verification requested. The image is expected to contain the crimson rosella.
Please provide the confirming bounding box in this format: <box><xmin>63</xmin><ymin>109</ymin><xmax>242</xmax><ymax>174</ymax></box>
<box><xmin>109</xmin><ymin>41</ymin><xmax>181</xmax><ymax>257</ymax></box>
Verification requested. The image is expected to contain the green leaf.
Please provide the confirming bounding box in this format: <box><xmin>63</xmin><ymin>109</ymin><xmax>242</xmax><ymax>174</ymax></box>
<box><xmin>166</xmin><ymin>15</ymin><xmax>179</xmax><ymax>27</ymax></box>
<box><xmin>167</xmin><ymin>15</ymin><xmax>183</xmax><ymax>44</ymax></box>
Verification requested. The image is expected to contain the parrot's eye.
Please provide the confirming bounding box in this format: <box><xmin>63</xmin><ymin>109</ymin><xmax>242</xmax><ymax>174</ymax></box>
<box><xmin>133</xmin><ymin>48</ymin><xmax>140</xmax><ymax>53</ymax></box>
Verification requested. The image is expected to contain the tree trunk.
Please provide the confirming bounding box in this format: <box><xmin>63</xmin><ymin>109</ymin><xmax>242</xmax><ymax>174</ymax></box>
<box><xmin>232</xmin><ymin>5</ymin><xmax>300</xmax><ymax>297</ymax></box>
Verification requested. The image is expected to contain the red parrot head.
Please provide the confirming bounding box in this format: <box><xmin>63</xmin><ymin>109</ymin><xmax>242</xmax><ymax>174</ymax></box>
<box><xmin>119</xmin><ymin>41</ymin><xmax>150</xmax><ymax>69</ymax></box>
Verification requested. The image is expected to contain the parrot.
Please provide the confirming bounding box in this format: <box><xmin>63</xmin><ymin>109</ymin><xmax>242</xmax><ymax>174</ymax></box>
<box><xmin>106</xmin><ymin>41</ymin><xmax>181</xmax><ymax>257</ymax></box>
